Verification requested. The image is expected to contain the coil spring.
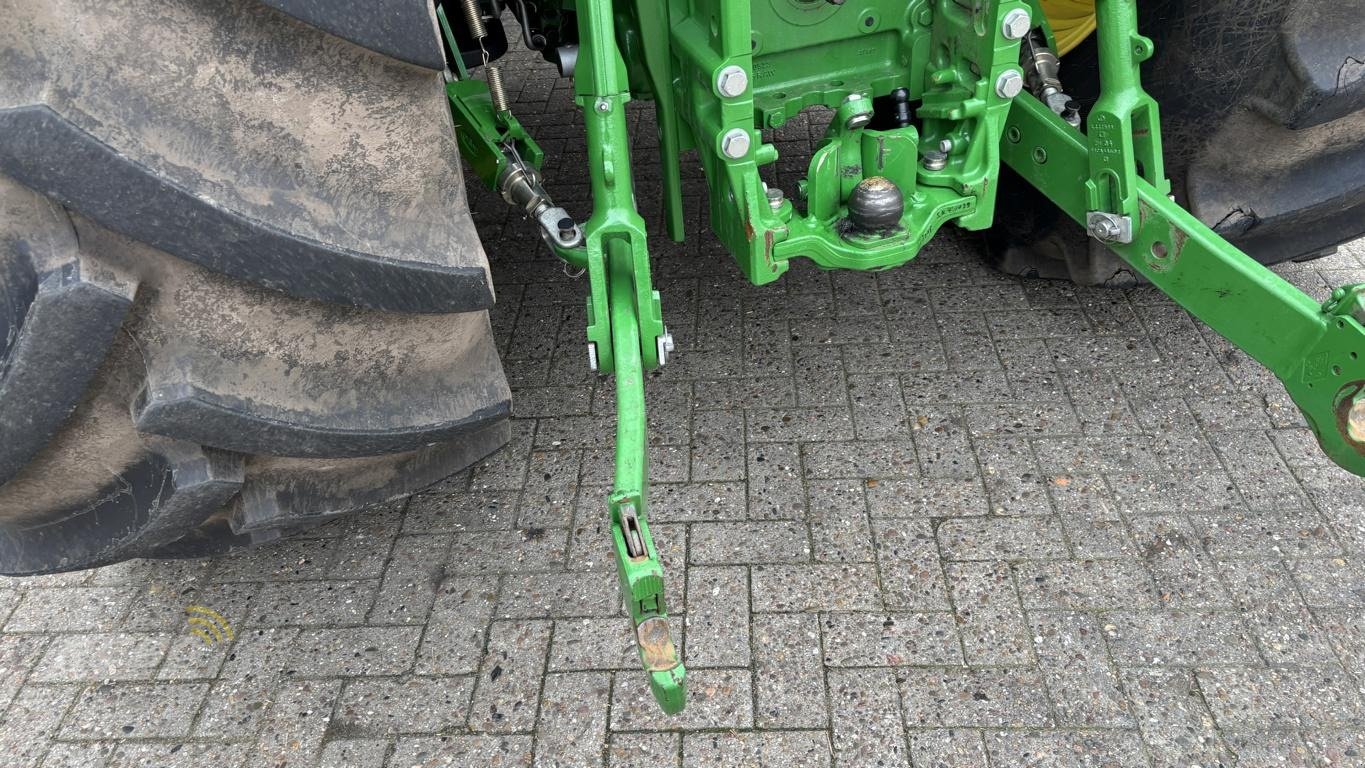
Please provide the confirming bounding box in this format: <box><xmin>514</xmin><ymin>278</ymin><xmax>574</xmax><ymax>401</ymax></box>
<box><xmin>487</xmin><ymin>66</ymin><xmax>510</xmax><ymax>113</ymax></box>
<box><xmin>457</xmin><ymin>0</ymin><xmax>486</xmax><ymax>40</ymax></box>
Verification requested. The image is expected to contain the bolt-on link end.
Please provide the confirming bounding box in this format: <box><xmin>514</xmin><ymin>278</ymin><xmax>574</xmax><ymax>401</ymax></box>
<box><xmin>497</xmin><ymin>158</ymin><xmax>584</xmax><ymax>250</ymax></box>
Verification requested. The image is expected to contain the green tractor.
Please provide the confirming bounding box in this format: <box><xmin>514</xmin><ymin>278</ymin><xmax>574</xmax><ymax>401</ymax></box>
<box><xmin>1</xmin><ymin>0</ymin><xmax>1362</xmax><ymax>713</ymax></box>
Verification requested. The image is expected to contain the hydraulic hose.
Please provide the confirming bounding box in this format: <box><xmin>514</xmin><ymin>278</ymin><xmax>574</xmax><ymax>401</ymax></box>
<box><xmin>1038</xmin><ymin>0</ymin><xmax>1097</xmax><ymax>55</ymax></box>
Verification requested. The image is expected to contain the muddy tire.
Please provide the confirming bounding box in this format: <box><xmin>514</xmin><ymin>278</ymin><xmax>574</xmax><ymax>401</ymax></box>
<box><xmin>986</xmin><ymin>0</ymin><xmax>1365</xmax><ymax>285</ymax></box>
<box><xmin>0</xmin><ymin>0</ymin><xmax>510</xmax><ymax>574</ymax></box>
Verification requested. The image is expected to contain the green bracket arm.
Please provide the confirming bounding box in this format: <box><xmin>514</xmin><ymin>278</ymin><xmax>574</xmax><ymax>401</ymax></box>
<box><xmin>1005</xmin><ymin>0</ymin><xmax>1365</xmax><ymax>478</ymax></box>
<box><xmin>574</xmin><ymin>0</ymin><xmax>686</xmax><ymax>715</ymax></box>
<box><xmin>439</xmin><ymin>6</ymin><xmax>544</xmax><ymax>188</ymax></box>
<box><xmin>1004</xmin><ymin>93</ymin><xmax>1365</xmax><ymax>478</ymax></box>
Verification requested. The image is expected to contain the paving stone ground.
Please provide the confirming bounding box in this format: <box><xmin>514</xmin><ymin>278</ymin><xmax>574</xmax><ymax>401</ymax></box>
<box><xmin>4</xmin><ymin>30</ymin><xmax>1365</xmax><ymax>768</ymax></box>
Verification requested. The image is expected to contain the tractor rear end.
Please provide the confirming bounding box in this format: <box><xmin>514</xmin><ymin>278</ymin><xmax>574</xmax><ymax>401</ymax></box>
<box><xmin>440</xmin><ymin>0</ymin><xmax>1365</xmax><ymax>713</ymax></box>
<box><xmin>2</xmin><ymin>0</ymin><xmax>1360</xmax><ymax>717</ymax></box>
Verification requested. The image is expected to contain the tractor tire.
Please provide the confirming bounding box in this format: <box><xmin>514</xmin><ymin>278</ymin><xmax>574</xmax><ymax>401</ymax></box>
<box><xmin>986</xmin><ymin>0</ymin><xmax>1365</xmax><ymax>285</ymax></box>
<box><xmin>0</xmin><ymin>0</ymin><xmax>511</xmax><ymax>574</ymax></box>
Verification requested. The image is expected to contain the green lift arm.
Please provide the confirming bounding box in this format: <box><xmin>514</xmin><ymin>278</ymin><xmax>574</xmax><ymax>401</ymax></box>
<box><xmin>1003</xmin><ymin>2</ymin><xmax>1365</xmax><ymax>477</ymax></box>
<box><xmin>441</xmin><ymin>0</ymin><xmax>1365</xmax><ymax>715</ymax></box>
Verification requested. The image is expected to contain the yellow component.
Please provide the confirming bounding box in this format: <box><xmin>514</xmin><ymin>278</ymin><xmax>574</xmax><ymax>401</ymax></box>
<box><xmin>1038</xmin><ymin>0</ymin><xmax>1097</xmax><ymax>55</ymax></box>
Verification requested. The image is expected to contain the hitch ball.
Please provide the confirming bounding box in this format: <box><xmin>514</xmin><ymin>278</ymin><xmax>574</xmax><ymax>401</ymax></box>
<box><xmin>847</xmin><ymin>176</ymin><xmax>904</xmax><ymax>233</ymax></box>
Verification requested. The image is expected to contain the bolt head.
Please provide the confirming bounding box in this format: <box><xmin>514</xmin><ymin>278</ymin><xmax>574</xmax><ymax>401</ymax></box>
<box><xmin>717</xmin><ymin>65</ymin><xmax>748</xmax><ymax>98</ymax></box>
<box><xmin>995</xmin><ymin>70</ymin><xmax>1025</xmax><ymax>100</ymax></box>
<box><xmin>766</xmin><ymin>186</ymin><xmax>785</xmax><ymax>211</ymax></box>
<box><xmin>1089</xmin><ymin>218</ymin><xmax>1121</xmax><ymax>241</ymax></box>
<box><xmin>720</xmin><ymin>129</ymin><xmax>751</xmax><ymax>159</ymax></box>
<box><xmin>1001</xmin><ymin>8</ymin><xmax>1032</xmax><ymax>40</ymax></box>
<box><xmin>656</xmin><ymin>331</ymin><xmax>675</xmax><ymax>366</ymax></box>
<box><xmin>842</xmin><ymin>92</ymin><xmax>873</xmax><ymax>130</ymax></box>
<box><xmin>922</xmin><ymin>150</ymin><xmax>948</xmax><ymax>171</ymax></box>
<box><xmin>1349</xmin><ymin>398</ymin><xmax>1365</xmax><ymax>444</ymax></box>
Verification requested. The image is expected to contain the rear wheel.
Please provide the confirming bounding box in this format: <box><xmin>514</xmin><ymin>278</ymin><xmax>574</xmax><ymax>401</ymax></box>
<box><xmin>987</xmin><ymin>0</ymin><xmax>1365</xmax><ymax>284</ymax></box>
<box><xmin>0</xmin><ymin>0</ymin><xmax>510</xmax><ymax>574</ymax></box>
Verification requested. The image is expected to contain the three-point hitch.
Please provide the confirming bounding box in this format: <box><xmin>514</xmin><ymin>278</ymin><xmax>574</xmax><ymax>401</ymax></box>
<box><xmin>442</xmin><ymin>0</ymin><xmax>1365</xmax><ymax>714</ymax></box>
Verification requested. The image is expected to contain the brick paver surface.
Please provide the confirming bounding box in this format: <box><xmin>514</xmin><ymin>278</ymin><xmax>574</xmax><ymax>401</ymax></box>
<box><xmin>4</xmin><ymin>30</ymin><xmax>1365</xmax><ymax>768</ymax></box>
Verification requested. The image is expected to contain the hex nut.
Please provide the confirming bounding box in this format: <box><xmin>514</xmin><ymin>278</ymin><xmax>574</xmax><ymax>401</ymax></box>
<box><xmin>721</xmin><ymin>129</ymin><xmax>751</xmax><ymax>159</ymax></box>
<box><xmin>1001</xmin><ymin>8</ymin><xmax>1032</xmax><ymax>40</ymax></box>
<box><xmin>717</xmin><ymin>65</ymin><xmax>748</xmax><ymax>98</ymax></box>
<box><xmin>995</xmin><ymin>70</ymin><xmax>1025</xmax><ymax>99</ymax></box>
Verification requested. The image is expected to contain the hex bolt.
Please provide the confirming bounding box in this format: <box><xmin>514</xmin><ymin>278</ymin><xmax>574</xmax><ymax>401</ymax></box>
<box><xmin>995</xmin><ymin>70</ymin><xmax>1025</xmax><ymax>100</ymax></box>
<box><xmin>938</xmin><ymin>138</ymin><xmax>954</xmax><ymax>154</ymax></box>
<box><xmin>1001</xmin><ymin>8</ymin><xmax>1032</xmax><ymax>40</ymax></box>
<box><xmin>721</xmin><ymin>128</ymin><xmax>751</xmax><ymax>159</ymax></box>
<box><xmin>716</xmin><ymin>65</ymin><xmax>749</xmax><ymax>98</ymax></box>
